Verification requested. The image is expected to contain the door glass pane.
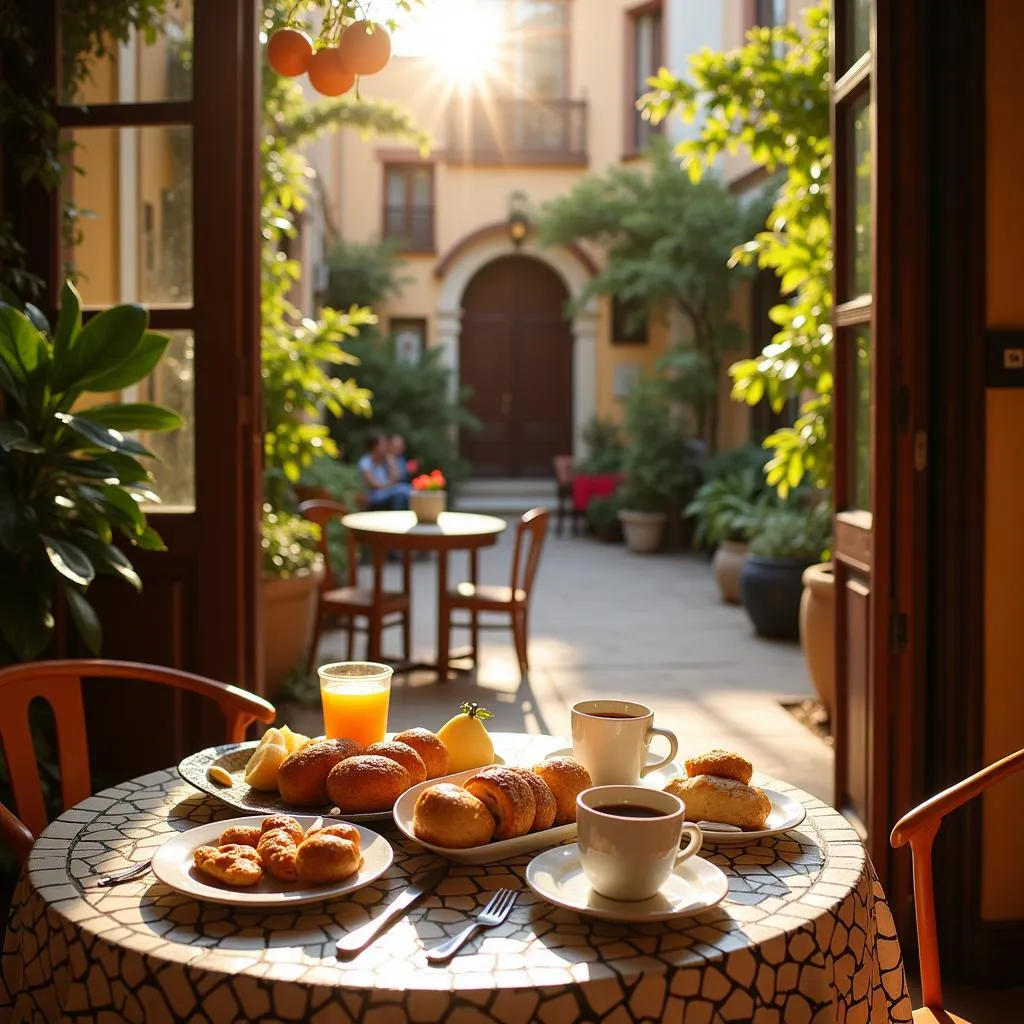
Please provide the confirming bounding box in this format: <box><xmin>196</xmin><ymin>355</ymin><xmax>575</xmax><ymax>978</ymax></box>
<box><xmin>59</xmin><ymin>0</ymin><xmax>193</xmax><ymax>104</ymax></box>
<box><xmin>847</xmin><ymin>94</ymin><xmax>872</xmax><ymax>298</ymax></box>
<box><xmin>62</xmin><ymin>126</ymin><xmax>194</xmax><ymax>308</ymax></box>
<box><xmin>844</xmin><ymin>0</ymin><xmax>872</xmax><ymax>71</ymax></box>
<box><xmin>411</xmin><ymin>168</ymin><xmax>432</xmax><ymax>208</ymax></box>
<box><xmin>512</xmin><ymin>0</ymin><xmax>567</xmax><ymax>98</ymax></box>
<box><xmin>849</xmin><ymin>326</ymin><xmax>872</xmax><ymax>511</ymax></box>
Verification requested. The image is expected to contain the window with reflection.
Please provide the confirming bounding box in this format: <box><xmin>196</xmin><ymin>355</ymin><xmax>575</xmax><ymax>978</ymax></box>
<box><xmin>630</xmin><ymin>3</ymin><xmax>663</xmax><ymax>154</ymax></box>
<box><xmin>509</xmin><ymin>0</ymin><xmax>568</xmax><ymax>99</ymax></box>
<box><xmin>849</xmin><ymin>327</ymin><xmax>872</xmax><ymax>511</ymax></box>
<box><xmin>848</xmin><ymin>95</ymin><xmax>872</xmax><ymax>298</ymax></box>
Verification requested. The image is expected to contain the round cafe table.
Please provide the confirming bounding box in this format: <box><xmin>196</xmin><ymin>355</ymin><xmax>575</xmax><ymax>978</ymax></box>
<box><xmin>1</xmin><ymin>733</ymin><xmax>912</xmax><ymax>1024</ymax></box>
<box><xmin>341</xmin><ymin>509</ymin><xmax>507</xmax><ymax>679</ymax></box>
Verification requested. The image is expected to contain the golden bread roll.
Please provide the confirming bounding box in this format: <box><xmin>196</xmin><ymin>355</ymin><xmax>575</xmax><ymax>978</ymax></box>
<box><xmin>277</xmin><ymin>739</ymin><xmax>363</xmax><ymax>806</ymax></box>
<box><xmin>304</xmin><ymin>821</ymin><xmax>361</xmax><ymax>846</ymax></box>
<box><xmin>665</xmin><ymin>775</ymin><xmax>771</xmax><ymax>831</ymax></box>
<box><xmin>531</xmin><ymin>757</ymin><xmax>592</xmax><ymax>825</ymax></box>
<box><xmin>505</xmin><ymin>766</ymin><xmax>557</xmax><ymax>832</ymax></box>
<box><xmin>243</xmin><ymin>741</ymin><xmax>288</xmax><ymax>791</ymax></box>
<box><xmin>684</xmin><ymin>749</ymin><xmax>753</xmax><ymax>785</ymax></box>
<box><xmin>218</xmin><ymin>825</ymin><xmax>262</xmax><ymax>848</ymax></box>
<box><xmin>259</xmin><ymin>814</ymin><xmax>305</xmax><ymax>843</ymax></box>
<box><xmin>365</xmin><ymin>740</ymin><xmax>427</xmax><ymax>785</ymax></box>
<box><xmin>327</xmin><ymin>754</ymin><xmax>411</xmax><ymax>813</ymax></box>
<box><xmin>193</xmin><ymin>844</ymin><xmax>263</xmax><ymax>887</ymax></box>
<box><xmin>392</xmin><ymin>728</ymin><xmax>450</xmax><ymax>778</ymax></box>
<box><xmin>464</xmin><ymin>766</ymin><xmax>535</xmax><ymax>840</ymax></box>
<box><xmin>295</xmin><ymin>834</ymin><xmax>362</xmax><ymax>884</ymax></box>
<box><xmin>256</xmin><ymin>827</ymin><xmax>299</xmax><ymax>882</ymax></box>
<box><xmin>412</xmin><ymin>783</ymin><xmax>495</xmax><ymax>848</ymax></box>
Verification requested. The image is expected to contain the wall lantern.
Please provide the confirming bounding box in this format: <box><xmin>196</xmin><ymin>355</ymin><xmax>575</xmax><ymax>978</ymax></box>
<box><xmin>507</xmin><ymin>190</ymin><xmax>530</xmax><ymax>248</ymax></box>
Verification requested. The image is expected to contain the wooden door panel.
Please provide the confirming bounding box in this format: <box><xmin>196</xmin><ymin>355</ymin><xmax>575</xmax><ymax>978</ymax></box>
<box><xmin>515</xmin><ymin>322</ymin><xmax>573</xmax><ymax>476</ymax></box>
<box><xmin>460</xmin><ymin>311</ymin><xmax>513</xmax><ymax>476</ymax></box>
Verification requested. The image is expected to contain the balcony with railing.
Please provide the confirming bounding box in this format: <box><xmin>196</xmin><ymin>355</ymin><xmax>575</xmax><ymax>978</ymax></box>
<box><xmin>445</xmin><ymin>98</ymin><xmax>588</xmax><ymax>166</ymax></box>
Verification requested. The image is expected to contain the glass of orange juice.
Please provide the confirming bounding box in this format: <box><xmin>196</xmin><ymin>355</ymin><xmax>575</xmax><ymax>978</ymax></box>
<box><xmin>317</xmin><ymin>662</ymin><xmax>393</xmax><ymax>747</ymax></box>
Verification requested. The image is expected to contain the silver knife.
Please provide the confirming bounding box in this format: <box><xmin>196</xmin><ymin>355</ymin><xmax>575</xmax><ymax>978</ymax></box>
<box><xmin>336</xmin><ymin>863</ymin><xmax>448</xmax><ymax>956</ymax></box>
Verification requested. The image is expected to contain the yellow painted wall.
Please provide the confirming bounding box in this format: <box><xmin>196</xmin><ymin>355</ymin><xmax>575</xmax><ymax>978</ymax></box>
<box><xmin>981</xmin><ymin>0</ymin><xmax>1024</xmax><ymax>921</ymax></box>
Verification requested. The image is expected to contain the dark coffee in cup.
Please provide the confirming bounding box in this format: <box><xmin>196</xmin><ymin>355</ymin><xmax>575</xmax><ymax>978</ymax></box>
<box><xmin>590</xmin><ymin>712</ymin><xmax>639</xmax><ymax>720</ymax></box>
<box><xmin>597</xmin><ymin>804</ymin><xmax>665</xmax><ymax>819</ymax></box>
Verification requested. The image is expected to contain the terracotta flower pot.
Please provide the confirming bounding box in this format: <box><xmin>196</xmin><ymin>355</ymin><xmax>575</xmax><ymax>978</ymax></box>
<box><xmin>800</xmin><ymin>562</ymin><xmax>835</xmax><ymax>715</ymax></box>
<box><xmin>713</xmin><ymin>540</ymin><xmax>749</xmax><ymax>604</ymax></box>
<box><xmin>261</xmin><ymin>558</ymin><xmax>324</xmax><ymax>699</ymax></box>
<box><xmin>618</xmin><ymin>509</ymin><xmax>666</xmax><ymax>554</ymax></box>
<box><xmin>410</xmin><ymin>489</ymin><xmax>446</xmax><ymax>524</ymax></box>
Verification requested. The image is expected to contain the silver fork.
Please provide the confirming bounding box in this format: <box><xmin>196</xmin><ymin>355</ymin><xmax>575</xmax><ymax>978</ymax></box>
<box><xmin>94</xmin><ymin>860</ymin><xmax>152</xmax><ymax>887</ymax></box>
<box><xmin>426</xmin><ymin>888</ymin><xmax>518</xmax><ymax>964</ymax></box>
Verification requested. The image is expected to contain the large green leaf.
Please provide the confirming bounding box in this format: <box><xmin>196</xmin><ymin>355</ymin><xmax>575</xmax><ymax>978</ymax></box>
<box><xmin>0</xmin><ymin>576</ymin><xmax>54</xmax><ymax>661</ymax></box>
<box><xmin>101</xmin><ymin>485</ymin><xmax>144</xmax><ymax>535</ymax></box>
<box><xmin>135</xmin><ymin>524</ymin><xmax>166</xmax><ymax>551</ymax></box>
<box><xmin>71</xmin><ymin>531</ymin><xmax>142</xmax><ymax>591</ymax></box>
<box><xmin>63</xmin><ymin>583</ymin><xmax>102</xmax><ymax>655</ymax></box>
<box><xmin>56</xmin><ymin>412</ymin><xmax>155</xmax><ymax>459</ymax></box>
<box><xmin>53</xmin><ymin>303</ymin><xmax>148</xmax><ymax>393</ymax></box>
<box><xmin>53</xmin><ymin>280</ymin><xmax>82</xmax><ymax>362</ymax></box>
<box><xmin>0</xmin><ymin>306</ymin><xmax>46</xmax><ymax>383</ymax></box>
<box><xmin>80</xmin><ymin>402</ymin><xmax>183</xmax><ymax>433</ymax></box>
<box><xmin>40</xmin><ymin>534</ymin><xmax>96</xmax><ymax>587</ymax></box>
<box><xmin>83</xmin><ymin>331</ymin><xmax>169</xmax><ymax>393</ymax></box>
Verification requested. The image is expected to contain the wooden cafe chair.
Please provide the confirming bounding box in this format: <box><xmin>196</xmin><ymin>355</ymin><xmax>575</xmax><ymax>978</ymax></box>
<box><xmin>299</xmin><ymin>499</ymin><xmax>411</xmax><ymax>670</ymax></box>
<box><xmin>890</xmin><ymin>746</ymin><xmax>1024</xmax><ymax>1024</ymax></box>
<box><xmin>552</xmin><ymin>454</ymin><xmax>577</xmax><ymax>536</ymax></box>
<box><xmin>0</xmin><ymin>659</ymin><xmax>276</xmax><ymax>865</ymax></box>
<box><xmin>441</xmin><ymin>507</ymin><xmax>550</xmax><ymax>677</ymax></box>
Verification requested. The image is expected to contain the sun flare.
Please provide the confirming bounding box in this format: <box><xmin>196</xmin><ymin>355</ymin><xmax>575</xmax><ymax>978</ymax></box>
<box><xmin>406</xmin><ymin>0</ymin><xmax>504</xmax><ymax>88</ymax></box>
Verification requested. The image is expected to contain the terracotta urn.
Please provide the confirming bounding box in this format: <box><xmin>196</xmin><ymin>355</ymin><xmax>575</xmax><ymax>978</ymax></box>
<box><xmin>261</xmin><ymin>557</ymin><xmax>324</xmax><ymax>699</ymax></box>
<box><xmin>713</xmin><ymin>540</ymin><xmax>749</xmax><ymax>604</ymax></box>
<box><xmin>799</xmin><ymin>562</ymin><xmax>835</xmax><ymax>715</ymax></box>
<box><xmin>618</xmin><ymin>509</ymin><xmax>667</xmax><ymax>554</ymax></box>
<box><xmin>410</xmin><ymin>489</ymin><xmax>446</xmax><ymax>524</ymax></box>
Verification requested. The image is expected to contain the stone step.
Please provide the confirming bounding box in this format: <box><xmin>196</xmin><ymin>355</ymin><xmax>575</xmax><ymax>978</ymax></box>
<box><xmin>459</xmin><ymin>477</ymin><xmax>554</xmax><ymax>498</ymax></box>
<box><xmin>454</xmin><ymin>495</ymin><xmax>555</xmax><ymax>516</ymax></box>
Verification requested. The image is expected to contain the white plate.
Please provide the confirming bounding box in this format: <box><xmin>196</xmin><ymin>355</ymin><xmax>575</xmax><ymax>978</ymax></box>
<box><xmin>393</xmin><ymin>768</ymin><xmax>577</xmax><ymax>864</ymax></box>
<box><xmin>151</xmin><ymin>814</ymin><xmax>393</xmax><ymax>906</ymax></box>
<box><xmin>525</xmin><ymin>844</ymin><xmax>729</xmax><ymax>922</ymax></box>
<box><xmin>546</xmin><ymin>746</ymin><xmax>684</xmax><ymax>791</ymax></box>
<box><xmin>695</xmin><ymin>788</ymin><xmax>807</xmax><ymax>843</ymax></box>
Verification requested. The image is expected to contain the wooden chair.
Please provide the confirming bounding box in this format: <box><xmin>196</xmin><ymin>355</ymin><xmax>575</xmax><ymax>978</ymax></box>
<box><xmin>0</xmin><ymin>659</ymin><xmax>276</xmax><ymax>864</ymax></box>
<box><xmin>890</xmin><ymin>747</ymin><xmax>1024</xmax><ymax>1024</ymax></box>
<box><xmin>441</xmin><ymin>507</ymin><xmax>550</xmax><ymax>677</ymax></box>
<box><xmin>299</xmin><ymin>499</ymin><xmax>411</xmax><ymax>669</ymax></box>
<box><xmin>553</xmin><ymin>455</ymin><xmax>576</xmax><ymax>536</ymax></box>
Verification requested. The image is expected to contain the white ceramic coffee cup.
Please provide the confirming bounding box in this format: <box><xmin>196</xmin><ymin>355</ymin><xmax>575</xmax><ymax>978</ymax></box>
<box><xmin>576</xmin><ymin>786</ymin><xmax>703</xmax><ymax>901</ymax></box>
<box><xmin>571</xmin><ymin>699</ymin><xmax>679</xmax><ymax>785</ymax></box>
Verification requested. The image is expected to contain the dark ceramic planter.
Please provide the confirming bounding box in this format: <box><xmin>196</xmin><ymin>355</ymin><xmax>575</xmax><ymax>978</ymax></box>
<box><xmin>739</xmin><ymin>555</ymin><xmax>812</xmax><ymax>640</ymax></box>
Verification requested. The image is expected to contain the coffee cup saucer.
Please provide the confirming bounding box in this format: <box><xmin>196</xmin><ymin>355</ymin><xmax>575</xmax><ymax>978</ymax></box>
<box><xmin>524</xmin><ymin>844</ymin><xmax>728</xmax><ymax>923</ymax></box>
<box><xmin>545</xmin><ymin>747</ymin><xmax>684</xmax><ymax>790</ymax></box>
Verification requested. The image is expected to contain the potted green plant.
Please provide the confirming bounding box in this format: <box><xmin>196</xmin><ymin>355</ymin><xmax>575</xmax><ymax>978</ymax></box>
<box><xmin>740</xmin><ymin>504</ymin><xmax>831</xmax><ymax>640</ymax></box>
<box><xmin>585</xmin><ymin>492</ymin><xmax>624</xmax><ymax>543</ymax></box>
<box><xmin>0</xmin><ymin>282</ymin><xmax>181</xmax><ymax>663</ymax></box>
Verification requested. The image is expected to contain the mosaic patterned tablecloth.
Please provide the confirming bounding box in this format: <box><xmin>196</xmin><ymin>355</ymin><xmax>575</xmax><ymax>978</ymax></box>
<box><xmin>1</xmin><ymin>734</ymin><xmax>912</xmax><ymax>1024</ymax></box>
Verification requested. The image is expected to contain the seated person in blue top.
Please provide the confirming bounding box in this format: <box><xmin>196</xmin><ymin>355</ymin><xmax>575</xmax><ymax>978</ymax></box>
<box><xmin>388</xmin><ymin>434</ymin><xmax>414</xmax><ymax>500</ymax></box>
<box><xmin>358</xmin><ymin>433</ymin><xmax>408</xmax><ymax>511</ymax></box>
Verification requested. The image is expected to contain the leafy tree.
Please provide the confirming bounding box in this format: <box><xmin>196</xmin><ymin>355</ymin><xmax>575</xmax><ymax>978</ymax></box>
<box><xmin>536</xmin><ymin>140</ymin><xmax>756</xmax><ymax>450</ymax></box>
<box><xmin>642</xmin><ymin>1</ymin><xmax>831</xmax><ymax>496</ymax></box>
<box><xmin>321</xmin><ymin>238</ymin><xmax>411</xmax><ymax>310</ymax></box>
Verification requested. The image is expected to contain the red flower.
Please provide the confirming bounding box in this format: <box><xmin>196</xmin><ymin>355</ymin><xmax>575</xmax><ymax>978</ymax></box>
<box><xmin>412</xmin><ymin>470</ymin><xmax>446</xmax><ymax>491</ymax></box>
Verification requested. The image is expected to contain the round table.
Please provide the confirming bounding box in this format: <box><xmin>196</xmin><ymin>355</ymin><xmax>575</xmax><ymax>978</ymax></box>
<box><xmin>1</xmin><ymin>733</ymin><xmax>912</xmax><ymax>1024</ymax></box>
<box><xmin>341</xmin><ymin>510</ymin><xmax>507</xmax><ymax>679</ymax></box>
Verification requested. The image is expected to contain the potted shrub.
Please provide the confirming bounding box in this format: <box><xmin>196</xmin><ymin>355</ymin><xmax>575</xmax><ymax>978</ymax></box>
<box><xmin>740</xmin><ymin>504</ymin><xmax>831</xmax><ymax>640</ymax></box>
<box><xmin>585</xmin><ymin>492</ymin><xmax>624</xmax><ymax>543</ymax></box>
<box><xmin>261</xmin><ymin>506</ymin><xmax>324</xmax><ymax>698</ymax></box>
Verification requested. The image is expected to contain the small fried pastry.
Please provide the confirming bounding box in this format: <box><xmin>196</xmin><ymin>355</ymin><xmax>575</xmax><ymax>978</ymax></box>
<box><xmin>277</xmin><ymin>739</ymin><xmax>363</xmax><ymax>807</ymax></box>
<box><xmin>327</xmin><ymin>754</ymin><xmax>411</xmax><ymax>813</ymax></box>
<box><xmin>464</xmin><ymin>766</ymin><xmax>535</xmax><ymax>840</ymax></box>
<box><xmin>531</xmin><ymin>757</ymin><xmax>592</xmax><ymax>825</ymax></box>
<box><xmin>412</xmin><ymin>783</ymin><xmax>494</xmax><ymax>848</ymax></box>
<box><xmin>365</xmin><ymin>740</ymin><xmax>428</xmax><ymax>785</ymax></box>
<box><xmin>665</xmin><ymin>775</ymin><xmax>771</xmax><ymax>831</ymax></box>
<box><xmin>295</xmin><ymin>834</ymin><xmax>362</xmax><ymax>884</ymax></box>
<box><xmin>506</xmin><ymin>766</ymin><xmax>557</xmax><ymax>832</ymax></box>
<box><xmin>684</xmin><ymin>749</ymin><xmax>753</xmax><ymax>785</ymax></box>
<box><xmin>256</xmin><ymin>827</ymin><xmax>299</xmax><ymax>882</ymax></box>
<box><xmin>193</xmin><ymin>844</ymin><xmax>263</xmax><ymax>887</ymax></box>
<box><xmin>217</xmin><ymin>824</ymin><xmax>262</xmax><ymax>848</ymax></box>
<box><xmin>392</xmin><ymin>728</ymin><xmax>449</xmax><ymax>778</ymax></box>
<box><xmin>260</xmin><ymin>814</ymin><xmax>305</xmax><ymax>844</ymax></box>
<box><xmin>304</xmin><ymin>821</ymin><xmax>362</xmax><ymax>846</ymax></box>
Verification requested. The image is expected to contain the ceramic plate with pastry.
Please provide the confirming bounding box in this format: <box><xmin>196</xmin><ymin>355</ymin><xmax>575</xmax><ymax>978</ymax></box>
<box><xmin>663</xmin><ymin>749</ymin><xmax>806</xmax><ymax>843</ymax></box>
<box><xmin>151</xmin><ymin>814</ymin><xmax>393</xmax><ymax>906</ymax></box>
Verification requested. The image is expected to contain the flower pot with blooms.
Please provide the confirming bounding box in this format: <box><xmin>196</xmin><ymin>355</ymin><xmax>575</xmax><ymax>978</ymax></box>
<box><xmin>410</xmin><ymin>470</ymin><xmax>447</xmax><ymax>523</ymax></box>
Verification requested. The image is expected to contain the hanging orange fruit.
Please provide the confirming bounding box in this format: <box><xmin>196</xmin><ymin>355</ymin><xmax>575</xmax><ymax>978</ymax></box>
<box><xmin>266</xmin><ymin>28</ymin><xmax>313</xmax><ymax>78</ymax></box>
<box><xmin>338</xmin><ymin>20</ymin><xmax>392</xmax><ymax>76</ymax></box>
<box><xmin>307</xmin><ymin>47</ymin><xmax>356</xmax><ymax>97</ymax></box>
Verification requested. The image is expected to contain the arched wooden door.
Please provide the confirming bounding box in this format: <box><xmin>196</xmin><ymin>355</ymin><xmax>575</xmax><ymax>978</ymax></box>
<box><xmin>459</xmin><ymin>255</ymin><xmax>573</xmax><ymax>477</ymax></box>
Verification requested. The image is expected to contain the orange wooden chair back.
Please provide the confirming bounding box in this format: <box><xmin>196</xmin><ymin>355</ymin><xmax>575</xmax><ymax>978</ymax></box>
<box><xmin>0</xmin><ymin>659</ymin><xmax>275</xmax><ymax>847</ymax></box>
<box><xmin>510</xmin><ymin>507</ymin><xmax>550</xmax><ymax>598</ymax></box>
<box><xmin>298</xmin><ymin>499</ymin><xmax>357</xmax><ymax>589</ymax></box>
<box><xmin>890</xmin><ymin>747</ymin><xmax>1024</xmax><ymax>1012</ymax></box>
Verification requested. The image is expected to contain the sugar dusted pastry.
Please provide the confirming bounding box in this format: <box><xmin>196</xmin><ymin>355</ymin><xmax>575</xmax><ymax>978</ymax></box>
<box><xmin>327</xmin><ymin>754</ymin><xmax>411</xmax><ymax>813</ymax></box>
<box><xmin>412</xmin><ymin>783</ymin><xmax>495</xmax><ymax>848</ymax></box>
<box><xmin>684</xmin><ymin>749</ymin><xmax>753</xmax><ymax>785</ymax></box>
<box><xmin>193</xmin><ymin>844</ymin><xmax>263</xmax><ymax>887</ymax></box>
<box><xmin>531</xmin><ymin>756</ymin><xmax>592</xmax><ymax>825</ymax></box>
<box><xmin>505</xmin><ymin>766</ymin><xmax>556</xmax><ymax>832</ymax></box>
<box><xmin>277</xmin><ymin>739</ymin><xmax>363</xmax><ymax>806</ymax></box>
<box><xmin>259</xmin><ymin>814</ymin><xmax>304</xmax><ymax>844</ymax></box>
<box><xmin>304</xmin><ymin>821</ymin><xmax>361</xmax><ymax>846</ymax></box>
<box><xmin>464</xmin><ymin>766</ymin><xmax>535</xmax><ymax>840</ymax></box>
<box><xmin>295</xmin><ymin>834</ymin><xmax>361</xmax><ymax>884</ymax></box>
<box><xmin>256</xmin><ymin>827</ymin><xmax>299</xmax><ymax>882</ymax></box>
<box><xmin>392</xmin><ymin>728</ymin><xmax>450</xmax><ymax>779</ymax></box>
<box><xmin>217</xmin><ymin>825</ymin><xmax>262</xmax><ymax>848</ymax></box>
<box><xmin>365</xmin><ymin>740</ymin><xmax>428</xmax><ymax>785</ymax></box>
<box><xmin>665</xmin><ymin>775</ymin><xmax>771</xmax><ymax>831</ymax></box>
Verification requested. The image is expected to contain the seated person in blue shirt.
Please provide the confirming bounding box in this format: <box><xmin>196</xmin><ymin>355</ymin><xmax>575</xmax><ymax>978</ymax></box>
<box><xmin>388</xmin><ymin>434</ymin><xmax>413</xmax><ymax>501</ymax></box>
<box><xmin>358</xmin><ymin>433</ymin><xmax>408</xmax><ymax>511</ymax></box>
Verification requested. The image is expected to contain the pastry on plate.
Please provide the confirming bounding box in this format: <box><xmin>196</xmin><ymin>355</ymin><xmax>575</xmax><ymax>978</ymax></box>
<box><xmin>277</xmin><ymin>739</ymin><xmax>363</xmax><ymax>806</ymax></box>
<box><xmin>665</xmin><ymin>775</ymin><xmax>771</xmax><ymax>831</ymax></box>
<box><xmin>304</xmin><ymin>821</ymin><xmax>361</xmax><ymax>845</ymax></box>
<box><xmin>260</xmin><ymin>814</ymin><xmax>305</xmax><ymax>844</ymax></box>
<box><xmin>327</xmin><ymin>754</ymin><xmax>411</xmax><ymax>813</ymax></box>
<box><xmin>464</xmin><ymin>766</ymin><xmax>535</xmax><ymax>840</ymax></box>
<box><xmin>531</xmin><ymin>756</ymin><xmax>592</xmax><ymax>825</ymax></box>
<box><xmin>365</xmin><ymin>740</ymin><xmax>428</xmax><ymax>785</ymax></box>
<box><xmin>218</xmin><ymin>824</ymin><xmax>262</xmax><ymax>848</ymax></box>
<box><xmin>392</xmin><ymin>728</ymin><xmax>450</xmax><ymax>779</ymax></box>
<box><xmin>504</xmin><ymin>766</ymin><xmax>556</xmax><ymax>832</ymax></box>
<box><xmin>684</xmin><ymin>749</ymin><xmax>753</xmax><ymax>785</ymax></box>
<box><xmin>256</xmin><ymin>827</ymin><xmax>299</xmax><ymax>882</ymax></box>
<box><xmin>193</xmin><ymin>844</ymin><xmax>263</xmax><ymax>887</ymax></box>
<box><xmin>412</xmin><ymin>783</ymin><xmax>495</xmax><ymax>848</ymax></box>
<box><xmin>295</xmin><ymin>834</ymin><xmax>362</xmax><ymax>884</ymax></box>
